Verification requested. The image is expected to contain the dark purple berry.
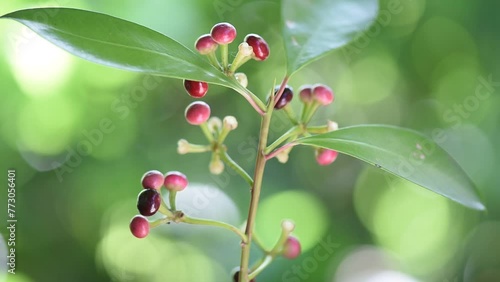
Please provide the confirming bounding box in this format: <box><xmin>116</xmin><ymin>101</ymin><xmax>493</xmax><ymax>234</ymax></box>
<box><xmin>130</xmin><ymin>215</ymin><xmax>149</xmax><ymax>238</ymax></box>
<box><xmin>184</xmin><ymin>80</ymin><xmax>209</xmax><ymax>98</ymax></box>
<box><xmin>141</xmin><ymin>170</ymin><xmax>164</xmax><ymax>190</ymax></box>
<box><xmin>244</xmin><ymin>34</ymin><xmax>270</xmax><ymax>61</ymax></box>
<box><xmin>274</xmin><ymin>85</ymin><xmax>294</xmax><ymax>109</ymax></box>
<box><xmin>137</xmin><ymin>189</ymin><xmax>161</xmax><ymax>216</ymax></box>
<box><xmin>211</xmin><ymin>22</ymin><xmax>237</xmax><ymax>44</ymax></box>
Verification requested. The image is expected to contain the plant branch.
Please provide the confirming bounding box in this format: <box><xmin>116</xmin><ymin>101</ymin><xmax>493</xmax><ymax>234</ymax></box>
<box><xmin>265</xmin><ymin>143</ymin><xmax>297</xmax><ymax>161</ymax></box>
<box><xmin>265</xmin><ymin>126</ymin><xmax>300</xmax><ymax>154</ymax></box>
<box><xmin>239</xmin><ymin>76</ymin><xmax>288</xmax><ymax>282</ymax></box>
<box><xmin>219</xmin><ymin>149</ymin><xmax>254</xmax><ymax>187</ymax></box>
<box><xmin>182</xmin><ymin>215</ymin><xmax>247</xmax><ymax>242</ymax></box>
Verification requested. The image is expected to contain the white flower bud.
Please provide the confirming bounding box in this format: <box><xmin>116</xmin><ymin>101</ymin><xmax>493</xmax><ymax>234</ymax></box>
<box><xmin>223</xmin><ymin>116</ymin><xmax>238</xmax><ymax>131</ymax></box>
<box><xmin>177</xmin><ymin>139</ymin><xmax>190</xmax><ymax>155</ymax></box>
<box><xmin>282</xmin><ymin>219</ymin><xmax>295</xmax><ymax>233</ymax></box>
<box><xmin>327</xmin><ymin>120</ymin><xmax>339</xmax><ymax>132</ymax></box>
<box><xmin>208</xmin><ymin>117</ymin><xmax>222</xmax><ymax>133</ymax></box>
<box><xmin>235</xmin><ymin>72</ymin><xmax>248</xmax><ymax>88</ymax></box>
<box><xmin>209</xmin><ymin>159</ymin><xmax>225</xmax><ymax>175</ymax></box>
<box><xmin>238</xmin><ymin>42</ymin><xmax>254</xmax><ymax>57</ymax></box>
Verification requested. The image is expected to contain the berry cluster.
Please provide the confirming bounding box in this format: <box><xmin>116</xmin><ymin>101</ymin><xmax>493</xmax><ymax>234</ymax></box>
<box><xmin>128</xmin><ymin>22</ymin><xmax>336</xmax><ymax>281</ymax></box>
<box><xmin>266</xmin><ymin>83</ymin><xmax>339</xmax><ymax>166</ymax></box>
<box><xmin>129</xmin><ymin>170</ymin><xmax>188</xmax><ymax>238</ymax></box>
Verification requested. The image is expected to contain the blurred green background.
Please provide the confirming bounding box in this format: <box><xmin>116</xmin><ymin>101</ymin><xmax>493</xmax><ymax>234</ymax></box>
<box><xmin>0</xmin><ymin>0</ymin><xmax>499</xmax><ymax>281</ymax></box>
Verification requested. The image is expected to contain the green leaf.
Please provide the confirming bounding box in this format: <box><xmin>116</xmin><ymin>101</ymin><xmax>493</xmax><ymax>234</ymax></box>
<box><xmin>282</xmin><ymin>0</ymin><xmax>379</xmax><ymax>75</ymax></box>
<box><xmin>1</xmin><ymin>8</ymin><xmax>235</xmax><ymax>86</ymax></box>
<box><xmin>296</xmin><ymin>125</ymin><xmax>485</xmax><ymax>210</ymax></box>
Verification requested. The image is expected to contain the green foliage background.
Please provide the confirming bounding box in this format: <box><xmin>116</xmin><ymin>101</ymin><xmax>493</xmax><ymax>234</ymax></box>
<box><xmin>0</xmin><ymin>0</ymin><xmax>499</xmax><ymax>281</ymax></box>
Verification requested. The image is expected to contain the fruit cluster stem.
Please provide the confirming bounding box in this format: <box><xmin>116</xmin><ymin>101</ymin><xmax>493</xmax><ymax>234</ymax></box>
<box><xmin>239</xmin><ymin>77</ymin><xmax>288</xmax><ymax>282</ymax></box>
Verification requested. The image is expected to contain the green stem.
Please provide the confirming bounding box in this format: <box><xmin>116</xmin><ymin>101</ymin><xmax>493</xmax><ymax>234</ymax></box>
<box><xmin>229</xmin><ymin>53</ymin><xmax>251</xmax><ymax>74</ymax></box>
<box><xmin>182</xmin><ymin>215</ymin><xmax>247</xmax><ymax>242</ymax></box>
<box><xmin>239</xmin><ymin>77</ymin><xmax>287</xmax><ymax>282</ymax></box>
<box><xmin>220</xmin><ymin>44</ymin><xmax>229</xmax><ymax>70</ymax></box>
<box><xmin>207</xmin><ymin>51</ymin><xmax>222</xmax><ymax>70</ymax></box>
<box><xmin>200</xmin><ymin>122</ymin><xmax>214</xmax><ymax>142</ymax></box>
<box><xmin>169</xmin><ymin>191</ymin><xmax>177</xmax><ymax>211</ymax></box>
<box><xmin>249</xmin><ymin>255</ymin><xmax>273</xmax><ymax>279</ymax></box>
<box><xmin>159</xmin><ymin>198</ymin><xmax>174</xmax><ymax>217</ymax></box>
<box><xmin>306</xmin><ymin>125</ymin><xmax>330</xmax><ymax>134</ymax></box>
<box><xmin>233</xmin><ymin>85</ymin><xmax>267</xmax><ymax>115</ymax></box>
<box><xmin>265</xmin><ymin>126</ymin><xmax>300</xmax><ymax>154</ymax></box>
<box><xmin>219</xmin><ymin>149</ymin><xmax>254</xmax><ymax>187</ymax></box>
<box><xmin>303</xmin><ymin>102</ymin><xmax>321</xmax><ymax>124</ymax></box>
<box><xmin>283</xmin><ymin>105</ymin><xmax>299</xmax><ymax>125</ymax></box>
<box><xmin>149</xmin><ymin>217</ymin><xmax>170</xmax><ymax>228</ymax></box>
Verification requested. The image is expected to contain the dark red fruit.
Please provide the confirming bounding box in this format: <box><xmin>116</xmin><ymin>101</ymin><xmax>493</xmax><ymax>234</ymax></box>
<box><xmin>244</xmin><ymin>34</ymin><xmax>270</xmax><ymax>61</ymax></box>
<box><xmin>141</xmin><ymin>170</ymin><xmax>164</xmax><ymax>190</ymax></box>
<box><xmin>184</xmin><ymin>80</ymin><xmax>209</xmax><ymax>98</ymax></box>
<box><xmin>185</xmin><ymin>101</ymin><xmax>211</xmax><ymax>125</ymax></box>
<box><xmin>195</xmin><ymin>34</ymin><xmax>218</xmax><ymax>54</ymax></box>
<box><xmin>274</xmin><ymin>85</ymin><xmax>294</xmax><ymax>109</ymax></box>
<box><xmin>137</xmin><ymin>188</ymin><xmax>162</xmax><ymax>216</ymax></box>
<box><xmin>130</xmin><ymin>215</ymin><xmax>150</xmax><ymax>238</ymax></box>
<box><xmin>211</xmin><ymin>22</ymin><xmax>237</xmax><ymax>44</ymax></box>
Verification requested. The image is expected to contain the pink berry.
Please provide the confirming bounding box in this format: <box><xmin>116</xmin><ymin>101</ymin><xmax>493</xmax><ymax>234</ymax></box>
<box><xmin>312</xmin><ymin>84</ymin><xmax>334</xmax><ymax>105</ymax></box>
<box><xmin>164</xmin><ymin>171</ymin><xmax>188</xmax><ymax>192</ymax></box>
<box><xmin>141</xmin><ymin>170</ymin><xmax>164</xmax><ymax>190</ymax></box>
<box><xmin>282</xmin><ymin>236</ymin><xmax>301</xmax><ymax>259</ymax></box>
<box><xmin>210</xmin><ymin>22</ymin><xmax>237</xmax><ymax>44</ymax></box>
<box><xmin>185</xmin><ymin>101</ymin><xmax>211</xmax><ymax>125</ymax></box>
<box><xmin>184</xmin><ymin>80</ymin><xmax>209</xmax><ymax>98</ymax></box>
<box><xmin>299</xmin><ymin>85</ymin><xmax>313</xmax><ymax>103</ymax></box>
<box><xmin>244</xmin><ymin>34</ymin><xmax>270</xmax><ymax>61</ymax></box>
<box><xmin>130</xmin><ymin>215</ymin><xmax>150</xmax><ymax>238</ymax></box>
<box><xmin>315</xmin><ymin>149</ymin><xmax>338</xmax><ymax>166</ymax></box>
<box><xmin>195</xmin><ymin>34</ymin><xmax>218</xmax><ymax>54</ymax></box>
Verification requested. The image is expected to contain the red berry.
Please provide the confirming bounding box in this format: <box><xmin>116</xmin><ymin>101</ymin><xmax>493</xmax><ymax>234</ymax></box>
<box><xmin>130</xmin><ymin>215</ymin><xmax>150</xmax><ymax>238</ymax></box>
<box><xmin>185</xmin><ymin>101</ymin><xmax>211</xmax><ymax>125</ymax></box>
<box><xmin>211</xmin><ymin>22</ymin><xmax>237</xmax><ymax>44</ymax></box>
<box><xmin>195</xmin><ymin>34</ymin><xmax>218</xmax><ymax>54</ymax></box>
<box><xmin>137</xmin><ymin>189</ymin><xmax>162</xmax><ymax>216</ymax></box>
<box><xmin>315</xmin><ymin>149</ymin><xmax>338</xmax><ymax>166</ymax></box>
<box><xmin>312</xmin><ymin>84</ymin><xmax>334</xmax><ymax>105</ymax></box>
<box><xmin>184</xmin><ymin>80</ymin><xmax>209</xmax><ymax>98</ymax></box>
<box><xmin>282</xmin><ymin>236</ymin><xmax>301</xmax><ymax>259</ymax></box>
<box><xmin>164</xmin><ymin>171</ymin><xmax>188</xmax><ymax>192</ymax></box>
<box><xmin>141</xmin><ymin>170</ymin><xmax>164</xmax><ymax>190</ymax></box>
<box><xmin>299</xmin><ymin>85</ymin><xmax>313</xmax><ymax>103</ymax></box>
<box><xmin>274</xmin><ymin>85</ymin><xmax>294</xmax><ymax>109</ymax></box>
<box><xmin>244</xmin><ymin>34</ymin><xmax>270</xmax><ymax>61</ymax></box>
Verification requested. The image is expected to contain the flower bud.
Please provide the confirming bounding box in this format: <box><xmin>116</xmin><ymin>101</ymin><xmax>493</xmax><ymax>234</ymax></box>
<box><xmin>177</xmin><ymin>139</ymin><xmax>190</xmax><ymax>155</ymax></box>
<box><xmin>235</xmin><ymin>73</ymin><xmax>248</xmax><ymax>88</ymax></box>
<box><xmin>223</xmin><ymin>116</ymin><xmax>238</xmax><ymax>131</ymax></box>
<box><xmin>208</xmin><ymin>117</ymin><xmax>222</xmax><ymax>133</ymax></box>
